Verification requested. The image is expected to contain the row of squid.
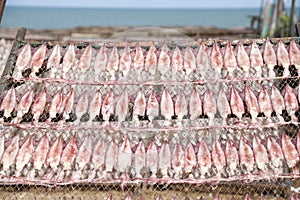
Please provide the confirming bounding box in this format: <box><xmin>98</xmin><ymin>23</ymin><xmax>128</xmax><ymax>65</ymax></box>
<box><xmin>105</xmin><ymin>193</ymin><xmax>299</xmax><ymax>200</ymax></box>
<box><xmin>12</xmin><ymin>38</ymin><xmax>300</xmax><ymax>82</ymax></box>
<box><xmin>1</xmin><ymin>81</ymin><xmax>300</xmax><ymax>125</ymax></box>
<box><xmin>0</xmin><ymin>131</ymin><xmax>299</xmax><ymax>182</ymax></box>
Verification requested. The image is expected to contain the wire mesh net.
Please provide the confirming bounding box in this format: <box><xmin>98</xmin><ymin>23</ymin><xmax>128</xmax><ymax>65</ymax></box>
<box><xmin>0</xmin><ymin>38</ymin><xmax>300</xmax><ymax>199</ymax></box>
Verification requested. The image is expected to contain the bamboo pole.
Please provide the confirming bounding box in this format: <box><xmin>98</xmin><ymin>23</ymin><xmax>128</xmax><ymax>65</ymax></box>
<box><xmin>0</xmin><ymin>0</ymin><xmax>6</xmax><ymax>23</ymax></box>
<box><xmin>290</xmin><ymin>0</ymin><xmax>296</xmax><ymax>36</ymax></box>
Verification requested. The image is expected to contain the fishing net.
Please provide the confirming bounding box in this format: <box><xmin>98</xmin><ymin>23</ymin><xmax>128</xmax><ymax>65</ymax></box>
<box><xmin>0</xmin><ymin>37</ymin><xmax>299</xmax><ymax>199</ymax></box>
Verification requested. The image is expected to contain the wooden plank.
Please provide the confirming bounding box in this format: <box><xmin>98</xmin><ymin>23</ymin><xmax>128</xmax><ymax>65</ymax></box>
<box><xmin>0</xmin><ymin>0</ymin><xmax>6</xmax><ymax>23</ymax></box>
<box><xmin>0</xmin><ymin>27</ymin><xmax>26</xmax><ymax>92</ymax></box>
<box><xmin>261</xmin><ymin>0</ymin><xmax>272</xmax><ymax>37</ymax></box>
<box><xmin>289</xmin><ymin>0</ymin><xmax>296</xmax><ymax>36</ymax></box>
<box><xmin>295</xmin><ymin>22</ymin><xmax>300</xmax><ymax>36</ymax></box>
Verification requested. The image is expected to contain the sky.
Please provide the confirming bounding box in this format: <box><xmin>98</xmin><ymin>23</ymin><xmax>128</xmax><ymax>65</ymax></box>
<box><xmin>6</xmin><ymin>0</ymin><xmax>264</xmax><ymax>9</ymax></box>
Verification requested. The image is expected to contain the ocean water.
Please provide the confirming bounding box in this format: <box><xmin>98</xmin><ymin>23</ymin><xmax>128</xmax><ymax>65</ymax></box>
<box><xmin>1</xmin><ymin>6</ymin><xmax>260</xmax><ymax>29</ymax></box>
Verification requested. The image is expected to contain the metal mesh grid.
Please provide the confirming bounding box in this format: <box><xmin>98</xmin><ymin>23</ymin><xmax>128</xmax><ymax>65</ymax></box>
<box><xmin>0</xmin><ymin>38</ymin><xmax>300</xmax><ymax>199</ymax></box>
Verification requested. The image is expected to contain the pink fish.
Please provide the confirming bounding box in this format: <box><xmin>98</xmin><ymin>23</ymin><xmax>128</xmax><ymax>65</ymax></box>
<box><xmin>223</xmin><ymin>41</ymin><xmax>237</xmax><ymax>78</ymax></box>
<box><xmin>289</xmin><ymin>39</ymin><xmax>300</xmax><ymax>74</ymax></box>
<box><xmin>48</xmin><ymin>90</ymin><xmax>63</xmax><ymax>120</ymax></box>
<box><xmin>133</xmin><ymin>43</ymin><xmax>144</xmax><ymax>72</ymax></box>
<box><xmin>172</xmin><ymin>143</ymin><xmax>184</xmax><ymax>178</ymax></box>
<box><xmin>161</xmin><ymin>88</ymin><xmax>174</xmax><ymax>120</ymax></box>
<box><xmin>101</xmin><ymin>90</ymin><xmax>114</xmax><ymax>122</ymax></box>
<box><xmin>284</xmin><ymin>84</ymin><xmax>298</xmax><ymax>122</ymax></box>
<box><xmin>32</xmin><ymin>134</ymin><xmax>49</xmax><ymax>171</ymax></box>
<box><xmin>225</xmin><ymin>140</ymin><xmax>239</xmax><ymax>173</ymax></box>
<box><xmin>158</xmin><ymin>43</ymin><xmax>170</xmax><ymax>75</ymax></box>
<box><xmin>263</xmin><ymin>38</ymin><xmax>277</xmax><ymax>78</ymax></box>
<box><xmin>158</xmin><ymin>142</ymin><xmax>171</xmax><ymax>177</ymax></box>
<box><xmin>245</xmin><ymin>86</ymin><xmax>259</xmax><ymax>122</ymax></box>
<box><xmin>15</xmin><ymin>89</ymin><xmax>34</xmax><ymax>123</ymax></box>
<box><xmin>183</xmin><ymin>46</ymin><xmax>196</xmax><ymax>75</ymax></box>
<box><xmin>61</xmin><ymin>88</ymin><xmax>74</xmax><ymax>120</ymax></box>
<box><xmin>75</xmin><ymin>91</ymin><xmax>89</xmax><ymax>122</ymax></box>
<box><xmin>155</xmin><ymin>194</ymin><xmax>162</xmax><ymax>200</ymax></box>
<box><xmin>250</xmin><ymin>41</ymin><xmax>264</xmax><ymax>80</ymax></box>
<box><xmin>47</xmin><ymin>44</ymin><xmax>61</xmax><ymax>72</ymax></box>
<box><xmin>276</xmin><ymin>40</ymin><xmax>290</xmax><ymax>77</ymax></box>
<box><xmin>59</xmin><ymin>93</ymin><xmax>67</xmax><ymax>117</ymax></box>
<box><xmin>230</xmin><ymin>86</ymin><xmax>244</xmax><ymax>120</ymax></box>
<box><xmin>119</xmin><ymin>44</ymin><xmax>132</xmax><ymax>77</ymax></box>
<box><xmin>290</xmin><ymin>193</ymin><xmax>299</xmax><ymax>200</ymax></box>
<box><xmin>239</xmin><ymin>136</ymin><xmax>254</xmax><ymax>173</ymax></box>
<box><xmin>146</xmin><ymin>89</ymin><xmax>159</xmax><ymax>122</ymax></box>
<box><xmin>189</xmin><ymin>87</ymin><xmax>202</xmax><ymax>120</ymax></box>
<box><xmin>106</xmin><ymin>194</ymin><xmax>114</xmax><ymax>200</ymax></box>
<box><xmin>171</xmin><ymin>46</ymin><xmax>183</xmax><ymax>74</ymax></box>
<box><xmin>211</xmin><ymin>139</ymin><xmax>226</xmax><ymax>174</ymax></box>
<box><xmin>61</xmin><ymin>136</ymin><xmax>78</xmax><ymax>171</ymax></box>
<box><xmin>281</xmin><ymin>133</ymin><xmax>299</xmax><ymax>169</ymax></box>
<box><xmin>107</xmin><ymin>46</ymin><xmax>119</xmax><ymax>79</ymax></box>
<box><xmin>171</xmin><ymin>194</ymin><xmax>178</xmax><ymax>200</ymax></box>
<box><xmin>1</xmin><ymin>135</ymin><xmax>19</xmax><ymax>171</ymax></box>
<box><xmin>133</xmin><ymin>90</ymin><xmax>146</xmax><ymax>121</ymax></box>
<box><xmin>0</xmin><ymin>87</ymin><xmax>16</xmax><ymax>118</ymax></box>
<box><xmin>76</xmin><ymin>134</ymin><xmax>93</xmax><ymax>170</ymax></box>
<box><xmin>175</xmin><ymin>90</ymin><xmax>188</xmax><ymax>120</ymax></box>
<box><xmin>217</xmin><ymin>89</ymin><xmax>231</xmax><ymax>122</ymax></box>
<box><xmin>252</xmin><ymin>134</ymin><xmax>269</xmax><ymax>171</ymax></box>
<box><xmin>184</xmin><ymin>142</ymin><xmax>197</xmax><ymax>174</ymax></box>
<box><xmin>145</xmin><ymin>43</ymin><xmax>157</xmax><ymax>76</ymax></box>
<box><xmin>94</xmin><ymin>45</ymin><xmax>107</xmax><ymax>74</ymax></box>
<box><xmin>244</xmin><ymin>194</ymin><xmax>252</xmax><ymax>200</ymax></box>
<box><xmin>266</xmin><ymin>136</ymin><xmax>284</xmax><ymax>168</ymax></box>
<box><xmin>62</xmin><ymin>43</ymin><xmax>76</xmax><ymax>74</ymax></box>
<box><xmin>203</xmin><ymin>89</ymin><xmax>217</xmax><ymax>125</ymax></box>
<box><xmin>196</xmin><ymin>41</ymin><xmax>209</xmax><ymax>70</ymax></box>
<box><xmin>298</xmin><ymin>83</ymin><xmax>300</xmax><ymax>107</ymax></box>
<box><xmin>46</xmin><ymin>135</ymin><xmax>63</xmax><ymax>171</ymax></box>
<box><xmin>271</xmin><ymin>86</ymin><xmax>285</xmax><ymax>117</ymax></box>
<box><xmin>16</xmin><ymin>43</ymin><xmax>32</xmax><ymax>70</ymax></box>
<box><xmin>135</xmin><ymin>140</ymin><xmax>146</xmax><ymax>178</ymax></box>
<box><xmin>31</xmin><ymin>87</ymin><xmax>47</xmax><ymax>122</ymax></box>
<box><xmin>30</xmin><ymin>43</ymin><xmax>47</xmax><ymax>77</ymax></box>
<box><xmin>197</xmin><ymin>140</ymin><xmax>212</xmax><ymax>176</ymax></box>
<box><xmin>115</xmin><ymin>88</ymin><xmax>128</xmax><ymax>122</ymax></box>
<box><xmin>88</xmin><ymin>90</ymin><xmax>102</xmax><ymax>123</ymax></box>
<box><xmin>78</xmin><ymin>44</ymin><xmax>93</xmax><ymax>73</ymax></box>
<box><xmin>147</xmin><ymin>141</ymin><xmax>158</xmax><ymax>177</ymax></box>
<box><xmin>211</xmin><ymin>42</ymin><xmax>223</xmax><ymax>76</ymax></box>
<box><xmin>105</xmin><ymin>139</ymin><xmax>118</xmax><ymax>172</ymax></box>
<box><xmin>92</xmin><ymin>138</ymin><xmax>105</xmax><ymax>170</ymax></box>
<box><xmin>258</xmin><ymin>87</ymin><xmax>272</xmax><ymax>118</ymax></box>
<box><xmin>237</xmin><ymin>41</ymin><xmax>250</xmax><ymax>77</ymax></box>
<box><xmin>14</xmin><ymin>43</ymin><xmax>31</xmax><ymax>79</ymax></box>
<box><xmin>118</xmin><ymin>137</ymin><xmax>132</xmax><ymax>173</ymax></box>
<box><xmin>16</xmin><ymin>135</ymin><xmax>34</xmax><ymax>173</ymax></box>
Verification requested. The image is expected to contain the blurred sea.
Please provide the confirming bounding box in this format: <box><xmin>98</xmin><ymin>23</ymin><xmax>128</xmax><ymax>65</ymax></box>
<box><xmin>0</xmin><ymin>6</ymin><xmax>266</xmax><ymax>29</ymax></box>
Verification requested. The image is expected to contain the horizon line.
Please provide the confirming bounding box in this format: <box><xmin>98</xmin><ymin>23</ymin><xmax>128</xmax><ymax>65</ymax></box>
<box><xmin>6</xmin><ymin>5</ymin><xmax>263</xmax><ymax>9</ymax></box>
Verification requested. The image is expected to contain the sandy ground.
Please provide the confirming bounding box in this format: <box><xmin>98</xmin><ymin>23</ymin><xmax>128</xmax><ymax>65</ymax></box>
<box><xmin>0</xmin><ymin>180</ymin><xmax>296</xmax><ymax>200</ymax></box>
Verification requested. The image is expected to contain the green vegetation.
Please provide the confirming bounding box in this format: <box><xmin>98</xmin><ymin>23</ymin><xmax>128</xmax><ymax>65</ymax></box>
<box><xmin>274</xmin><ymin>14</ymin><xmax>290</xmax><ymax>37</ymax></box>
